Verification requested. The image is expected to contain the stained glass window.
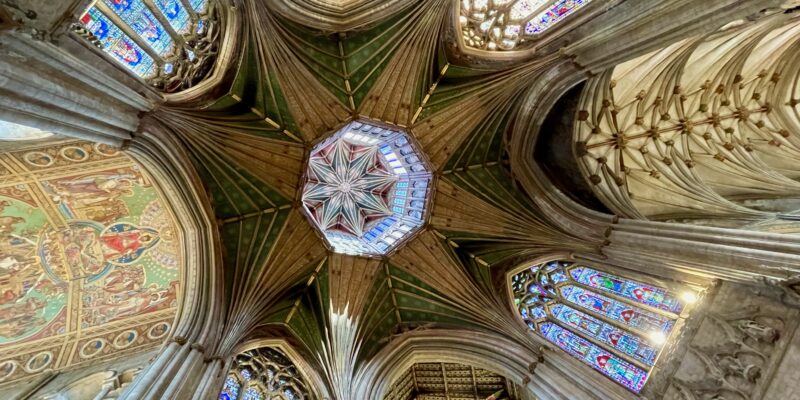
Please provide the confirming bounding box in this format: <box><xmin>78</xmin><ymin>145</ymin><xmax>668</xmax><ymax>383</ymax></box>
<box><xmin>219</xmin><ymin>375</ymin><xmax>241</xmax><ymax>400</ymax></box>
<box><xmin>460</xmin><ymin>0</ymin><xmax>592</xmax><ymax>50</ymax></box>
<box><xmin>242</xmin><ymin>387</ymin><xmax>264</xmax><ymax>400</ymax></box>
<box><xmin>190</xmin><ymin>0</ymin><xmax>209</xmax><ymax>13</ymax></box>
<box><xmin>218</xmin><ymin>347</ymin><xmax>310</xmax><ymax>400</ymax></box>
<box><xmin>75</xmin><ymin>0</ymin><xmax>220</xmax><ymax>92</ymax></box>
<box><xmin>152</xmin><ymin>0</ymin><xmax>191</xmax><ymax>34</ymax></box>
<box><xmin>102</xmin><ymin>0</ymin><xmax>176</xmax><ymax>57</ymax></box>
<box><xmin>512</xmin><ymin>260</ymin><xmax>695</xmax><ymax>392</ymax></box>
<box><xmin>301</xmin><ymin>120</ymin><xmax>433</xmax><ymax>256</ymax></box>
<box><xmin>79</xmin><ymin>7</ymin><xmax>157</xmax><ymax>78</ymax></box>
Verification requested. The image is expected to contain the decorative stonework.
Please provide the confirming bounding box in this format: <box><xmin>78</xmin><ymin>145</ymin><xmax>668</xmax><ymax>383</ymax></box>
<box><xmin>301</xmin><ymin>120</ymin><xmax>433</xmax><ymax>256</ymax></box>
<box><xmin>459</xmin><ymin>0</ymin><xmax>592</xmax><ymax>51</ymax></box>
<box><xmin>660</xmin><ymin>283</ymin><xmax>797</xmax><ymax>400</ymax></box>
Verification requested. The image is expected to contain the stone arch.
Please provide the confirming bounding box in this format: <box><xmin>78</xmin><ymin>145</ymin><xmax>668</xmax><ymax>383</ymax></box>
<box><xmin>353</xmin><ymin>328</ymin><xmax>636</xmax><ymax>400</ymax></box>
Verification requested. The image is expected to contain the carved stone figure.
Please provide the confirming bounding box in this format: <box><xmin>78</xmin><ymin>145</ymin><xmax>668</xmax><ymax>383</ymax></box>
<box><xmin>736</xmin><ymin>320</ymin><xmax>778</xmax><ymax>344</ymax></box>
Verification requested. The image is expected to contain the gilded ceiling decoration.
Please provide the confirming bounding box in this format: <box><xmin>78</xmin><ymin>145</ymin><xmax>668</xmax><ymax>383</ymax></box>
<box><xmin>0</xmin><ymin>140</ymin><xmax>180</xmax><ymax>385</ymax></box>
<box><xmin>384</xmin><ymin>362</ymin><xmax>520</xmax><ymax>400</ymax></box>
<box><xmin>301</xmin><ymin>120</ymin><xmax>433</xmax><ymax>256</ymax></box>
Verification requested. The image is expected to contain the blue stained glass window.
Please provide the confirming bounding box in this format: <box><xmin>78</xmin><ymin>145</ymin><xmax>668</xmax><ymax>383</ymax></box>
<box><xmin>241</xmin><ymin>387</ymin><xmax>264</xmax><ymax>400</ymax></box>
<box><xmin>240</xmin><ymin>369</ymin><xmax>252</xmax><ymax>381</ymax></box>
<box><xmin>550</xmin><ymin>304</ymin><xmax>659</xmax><ymax>365</ymax></box>
<box><xmin>461</xmin><ymin>0</ymin><xmax>593</xmax><ymax>51</ymax></box>
<box><xmin>103</xmin><ymin>0</ymin><xmax>175</xmax><ymax>57</ymax></box>
<box><xmin>570</xmin><ymin>266</ymin><xmax>684</xmax><ymax>314</ymax></box>
<box><xmin>80</xmin><ymin>7</ymin><xmax>157</xmax><ymax>78</ymax></box>
<box><xmin>511</xmin><ymin>260</ymin><xmax>687</xmax><ymax>393</ymax></box>
<box><xmin>541</xmin><ymin>323</ymin><xmax>648</xmax><ymax>393</ymax></box>
<box><xmin>525</xmin><ymin>0</ymin><xmax>591</xmax><ymax>34</ymax></box>
<box><xmin>190</xmin><ymin>0</ymin><xmax>209</xmax><ymax>13</ymax></box>
<box><xmin>219</xmin><ymin>375</ymin><xmax>241</xmax><ymax>400</ymax></box>
<box><xmin>153</xmin><ymin>0</ymin><xmax>191</xmax><ymax>34</ymax></box>
<box><xmin>560</xmin><ymin>285</ymin><xmax>674</xmax><ymax>334</ymax></box>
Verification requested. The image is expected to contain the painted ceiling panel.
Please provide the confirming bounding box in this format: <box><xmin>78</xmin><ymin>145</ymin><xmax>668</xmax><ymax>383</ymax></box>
<box><xmin>0</xmin><ymin>140</ymin><xmax>179</xmax><ymax>385</ymax></box>
<box><xmin>343</xmin><ymin>10</ymin><xmax>411</xmax><ymax>108</ymax></box>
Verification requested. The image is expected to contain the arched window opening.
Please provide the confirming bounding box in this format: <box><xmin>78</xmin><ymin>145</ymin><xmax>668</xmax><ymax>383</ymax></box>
<box><xmin>72</xmin><ymin>0</ymin><xmax>220</xmax><ymax>93</ymax></box>
<box><xmin>219</xmin><ymin>347</ymin><xmax>310</xmax><ymax>400</ymax></box>
<box><xmin>511</xmin><ymin>260</ymin><xmax>697</xmax><ymax>393</ymax></box>
<box><xmin>460</xmin><ymin>0</ymin><xmax>591</xmax><ymax>51</ymax></box>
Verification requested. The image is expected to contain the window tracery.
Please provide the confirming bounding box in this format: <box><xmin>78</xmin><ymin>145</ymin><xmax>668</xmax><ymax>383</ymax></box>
<box><xmin>73</xmin><ymin>0</ymin><xmax>220</xmax><ymax>93</ymax></box>
<box><xmin>459</xmin><ymin>0</ymin><xmax>591</xmax><ymax>50</ymax></box>
<box><xmin>511</xmin><ymin>260</ymin><xmax>695</xmax><ymax>392</ymax></box>
<box><xmin>218</xmin><ymin>347</ymin><xmax>309</xmax><ymax>400</ymax></box>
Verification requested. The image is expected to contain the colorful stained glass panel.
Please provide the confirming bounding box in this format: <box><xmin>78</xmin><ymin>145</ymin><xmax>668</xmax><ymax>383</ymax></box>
<box><xmin>153</xmin><ymin>0</ymin><xmax>191</xmax><ymax>34</ymax></box>
<box><xmin>80</xmin><ymin>7</ymin><xmax>157</xmax><ymax>78</ymax></box>
<box><xmin>570</xmin><ymin>266</ymin><xmax>683</xmax><ymax>314</ymax></box>
<box><xmin>103</xmin><ymin>0</ymin><xmax>175</xmax><ymax>57</ymax></box>
<box><xmin>560</xmin><ymin>285</ymin><xmax>674</xmax><ymax>334</ymax></box>
<box><xmin>541</xmin><ymin>323</ymin><xmax>648</xmax><ymax>392</ymax></box>
<box><xmin>219</xmin><ymin>375</ymin><xmax>241</xmax><ymax>400</ymax></box>
<box><xmin>190</xmin><ymin>0</ymin><xmax>209</xmax><ymax>13</ymax></box>
<box><xmin>509</xmin><ymin>0</ymin><xmax>548</xmax><ymax>20</ymax></box>
<box><xmin>242</xmin><ymin>387</ymin><xmax>264</xmax><ymax>400</ymax></box>
<box><xmin>300</xmin><ymin>121</ymin><xmax>432</xmax><ymax>256</ymax></box>
<box><xmin>551</xmin><ymin>304</ymin><xmax>659</xmax><ymax>366</ymax></box>
<box><xmin>525</xmin><ymin>0</ymin><xmax>592</xmax><ymax>34</ymax></box>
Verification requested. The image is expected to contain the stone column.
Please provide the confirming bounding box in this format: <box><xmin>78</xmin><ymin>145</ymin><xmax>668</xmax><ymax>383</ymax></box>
<box><xmin>117</xmin><ymin>127</ymin><xmax>225</xmax><ymax>400</ymax></box>
<box><xmin>593</xmin><ymin>218</ymin><xmax>800</xmax><ymax>286</ymax></box>
<box><xmin>0</xmin><ymin>1</ymin><xmax>159</xmax><ymax>145</ymax></box>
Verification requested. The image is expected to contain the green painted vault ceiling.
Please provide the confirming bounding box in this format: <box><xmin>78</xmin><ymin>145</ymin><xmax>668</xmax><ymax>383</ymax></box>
<box><xmin>147</xmin><ymin>0</ymin><xmax>604</xmax><ymax>389</ymax></box>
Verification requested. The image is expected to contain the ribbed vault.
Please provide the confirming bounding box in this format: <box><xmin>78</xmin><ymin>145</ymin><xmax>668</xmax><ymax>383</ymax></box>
<box><xmin>129</xmin><ymin>0</ymin><xmax>789</xmax><ymax>398</ymax></box>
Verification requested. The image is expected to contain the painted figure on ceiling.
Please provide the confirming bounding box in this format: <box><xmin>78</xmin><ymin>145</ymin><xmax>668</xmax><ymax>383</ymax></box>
<box><xmin>46</xmin><ymin>172</ymin><xmax>137</xmax><ymax>224</ymax></box>
<box><xmin>0</xmin><ymin>255</ymin><xmax>44</xmax><ymax>305</ymax></box>
<box><xmin>0</xmin><ymin>298</ymin><xmax>47</xmax><ymax>338</ymax></box>
<box><xmin>82</xmin><ymin>280</ymin><xmax>177</xmax><ymax>325</ymax></box>
<box><xmin>100</xmin><ymin>223</ymin><xmax>160</xmax><ymax>265</ymax></box>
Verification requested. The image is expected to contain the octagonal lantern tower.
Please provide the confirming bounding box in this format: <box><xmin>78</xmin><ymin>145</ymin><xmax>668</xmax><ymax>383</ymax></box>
<box><xmin>301</xmin><ymin>120</ymin><xmax>433</xmax><ymax>257</ymax></box>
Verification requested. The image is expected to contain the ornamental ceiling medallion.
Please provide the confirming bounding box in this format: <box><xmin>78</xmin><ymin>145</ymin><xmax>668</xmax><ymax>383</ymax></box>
<box><xmin>300</xmin><ymin>120</ymin><xmax>433</xmax><ymax>257</ymax></box>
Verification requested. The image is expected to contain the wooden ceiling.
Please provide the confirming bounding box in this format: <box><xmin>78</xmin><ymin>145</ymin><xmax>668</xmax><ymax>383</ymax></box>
<box><xmin>384</xmin><ymin>362</ymin><xmax>520</xmax><ymax>400</ymax></box>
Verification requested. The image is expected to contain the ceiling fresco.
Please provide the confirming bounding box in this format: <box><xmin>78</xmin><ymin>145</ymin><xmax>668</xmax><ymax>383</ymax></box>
<box><xmin>0</xmin><ymin>139</ymin><xmax>180</xmax><ymax>384</ymax></box>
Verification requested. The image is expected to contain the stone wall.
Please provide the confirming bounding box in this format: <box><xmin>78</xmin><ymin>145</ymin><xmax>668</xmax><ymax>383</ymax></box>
<box><xmin>650</xmin><ymin>282</ymin><xmax>800</xmax><ymax>400</ymax></box>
